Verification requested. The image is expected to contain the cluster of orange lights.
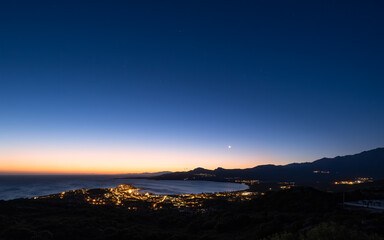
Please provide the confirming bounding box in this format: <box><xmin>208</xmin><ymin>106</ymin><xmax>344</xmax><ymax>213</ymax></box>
<box><xmin>34</xmin><ymin>184</ymin><xmax>260</xmax><ymax>211</ymax></box>
<box><xmin>313</xmin><ymin>170</ymin><xmax>330</xmax><ymax>174</ymax></box>
<box><xmin>334</xmin><ymin>177</ymin><xmax>373</xmax><ymax>185</ymax></box>
<box><xmin>235</xmin><ymin>179</ymin><xmax>260</xmax><ymax>185</ymax></box>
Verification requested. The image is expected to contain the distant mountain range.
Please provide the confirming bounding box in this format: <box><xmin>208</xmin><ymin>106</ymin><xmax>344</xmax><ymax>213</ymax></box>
<box><xmin>116</xmin><ymin>171</ymin><xmax>172</xmax><ymax>178</ymax></box>
<box><xmin>152</xmin><ymin>148</ymin><xmax>384</xmax><ymax>184</ymax></box>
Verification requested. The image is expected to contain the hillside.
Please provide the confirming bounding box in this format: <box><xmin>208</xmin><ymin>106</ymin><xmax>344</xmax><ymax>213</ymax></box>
<box><xmin>153</xmin><ymin>148</ymin><xmax>384</xmax><ymax>184</ymax></box>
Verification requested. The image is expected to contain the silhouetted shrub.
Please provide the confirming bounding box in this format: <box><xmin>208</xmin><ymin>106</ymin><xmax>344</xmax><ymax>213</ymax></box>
<box><xmin>302</xmin><ymin>222</ymin><xmax>384</xmax><ymax>240</ymax></box>
<box><xmin>2</xmin><ymin>227</ymin><xmax>35</xmax><ymax>240</ymax></box>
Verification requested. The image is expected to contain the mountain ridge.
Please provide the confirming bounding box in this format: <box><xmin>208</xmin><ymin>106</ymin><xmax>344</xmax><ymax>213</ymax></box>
<box><xmin>153</xmin><ymin>147</ymin><xmax>384</xmax><ymax>184</ymax></box>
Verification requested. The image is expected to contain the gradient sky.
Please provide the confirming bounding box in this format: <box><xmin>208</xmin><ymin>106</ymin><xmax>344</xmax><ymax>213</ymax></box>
<box><xmin>1</xmin><ymin>1</ymin><xmax>384</xmax><ymax>174</ymax></box>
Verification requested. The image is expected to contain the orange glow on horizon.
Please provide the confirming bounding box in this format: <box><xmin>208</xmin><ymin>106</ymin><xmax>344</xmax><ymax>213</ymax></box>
<box><xmin>0</xmin><ymin>145</ymin><xmax>280</xmax><ymax>175</ymax></box>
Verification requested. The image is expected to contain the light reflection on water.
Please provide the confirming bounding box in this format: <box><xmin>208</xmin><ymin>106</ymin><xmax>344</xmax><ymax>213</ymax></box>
<box><xmin>0</xmin><ymin>175</ymin><xmax>248</xmax><ymax>200</ymax></box>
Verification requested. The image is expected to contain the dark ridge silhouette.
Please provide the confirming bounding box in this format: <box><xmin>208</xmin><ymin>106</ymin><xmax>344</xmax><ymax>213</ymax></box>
<box><xmin>2</xmin><ymin>186</ymin><xmax>384</xmax><ymax>240</ymax></box>
<box><xmin>153</xmin><ymin>148</ymin><xmax>384</xmax><ymax>184</ymax></box>
<box><xmin>114</xmin><ymin>171</ymin><xmax>172</xmax><ymax>178</ymax></box>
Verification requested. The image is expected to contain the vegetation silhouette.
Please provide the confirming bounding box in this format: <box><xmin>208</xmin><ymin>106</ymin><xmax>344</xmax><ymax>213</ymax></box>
<box><xmin>1</xmin><ymin>187</ymin><xmax>384</xmax><ymax>240</ymax></box>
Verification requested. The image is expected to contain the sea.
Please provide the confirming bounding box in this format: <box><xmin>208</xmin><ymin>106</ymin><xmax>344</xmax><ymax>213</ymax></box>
<box><xmin>0</xmin><ymin>175</ymin><xmax>249</xmax><ymax>200</ymax></box>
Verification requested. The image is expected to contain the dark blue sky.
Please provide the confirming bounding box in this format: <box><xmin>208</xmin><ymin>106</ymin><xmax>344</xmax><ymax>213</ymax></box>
<box><xmin>1</xmin><ymin>1</ymin><xmax>384</xmax><ymax>173</ymax></box>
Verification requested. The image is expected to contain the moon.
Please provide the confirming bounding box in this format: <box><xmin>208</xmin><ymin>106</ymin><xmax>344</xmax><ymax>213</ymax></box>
<box><xmin>228</xmin><ymin>145</ymin><xmax>232</xmax><ymax>149</ymax></box>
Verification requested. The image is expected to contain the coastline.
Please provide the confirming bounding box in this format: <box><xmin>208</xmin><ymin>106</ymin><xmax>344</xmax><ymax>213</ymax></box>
<box><xmin>0</xmin><ymin>177</ymin><xmax>249</xmax><ymax>201</ymax></box>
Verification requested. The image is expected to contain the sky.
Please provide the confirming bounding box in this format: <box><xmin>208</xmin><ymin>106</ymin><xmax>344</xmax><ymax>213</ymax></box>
<box><xmin>1</xmin><ymin>0</ymin><xmax>384</xmax><ymax>174</ymax></box>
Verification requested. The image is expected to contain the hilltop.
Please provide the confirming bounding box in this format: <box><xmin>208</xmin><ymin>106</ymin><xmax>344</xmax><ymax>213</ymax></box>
<box><xmin>152</xmin><ymin>148</ymin><xmax>384</xmax><ymax>184</ymax></box>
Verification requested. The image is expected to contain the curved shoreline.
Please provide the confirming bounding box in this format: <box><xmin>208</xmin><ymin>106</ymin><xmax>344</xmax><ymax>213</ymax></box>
<box><xmin>0</xmin><ymin>177</ymin><xmax>249</xmax><ymax>201</ymax></box>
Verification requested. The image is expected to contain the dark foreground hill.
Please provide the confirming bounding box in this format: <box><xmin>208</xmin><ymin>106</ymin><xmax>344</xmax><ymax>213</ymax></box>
<box><xmin>1</xmin><ymin>187</ymin><xmax>384</xmax><ymax>240</ymax></box>
<box><xmin>153</xmin><ymin>148</ymin><xmax>384</xmax><ymax>184</ymax></box>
